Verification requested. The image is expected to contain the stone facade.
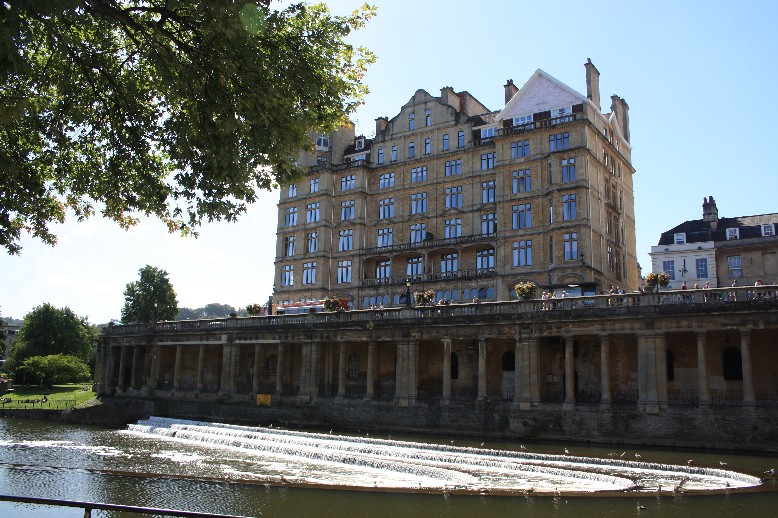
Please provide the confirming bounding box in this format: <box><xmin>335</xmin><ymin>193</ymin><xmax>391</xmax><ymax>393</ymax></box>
<box><xmin>97</xmin><ymin>286</ymin><xmax>778</xmax><ymax>449</ymax></box>
<box><xmin>274</xmin><ymin>60</ymin><xmax>638</xmax><ymax>310</ymax></box>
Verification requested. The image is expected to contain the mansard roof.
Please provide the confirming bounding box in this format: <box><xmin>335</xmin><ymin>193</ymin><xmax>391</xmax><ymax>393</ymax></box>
<box><xmin>658</xmin><ymin>213</ymin><xmax>778</xmax><ymax>245</ymax></box>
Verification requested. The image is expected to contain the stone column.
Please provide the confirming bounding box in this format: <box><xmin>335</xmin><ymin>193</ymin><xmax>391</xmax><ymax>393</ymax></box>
<box><xmin>599</xmin><ymin>334</ymin><xmax>611</xmax><ymax>407</ymax></box>
<box><xmin>149</xmin><ymin>342</ymin><xmax>161</xmax><ymax>393</ymax></box>
<box><xmin>442</xmin><ymin>338</ymin><xmax>452</xmax><ymax>402</ymax></box>
<box><xmin>219</xmin><ymin>337</ymin><xmax>231</xmax><ymax>394</ymax></box>
<box><xmin>408</xmin><ymin>340</ymin><xmax>418</xmax><ymax>400</ymax></box>
<box><xmin>655</xmin><ymin>333</ymin><xmax>668</xmax><ymax>409</ymax></box>
<box><xmin>637</xmin><ymin>333</ymin><xmax>659</xmax><ymax>414</ymax></box>
<box><xmin>365</xmin><ymin>342</ymin><xmax>376</xmax><ymax>399</ymax></box>
<box><xmin>275</xmin><ymin>343</ymin><xmax>285</xmax><ymax>395</ymax></box>
<box><xmin>696</xmin><ymin>331</ymin><xmax>710</xmax><ymax>406</ymax></box>
<box><xmin>514</xmin><ymin>335</ymin><xmax>531</xmax><ymax>410</ymax></box>
<box><xmin>131</xmin><ymin>346</ymin><xmax>141</xmax><ymax>390</ymax></box>
<box><xmin>229</xmin><ymin>343</ymin><xmax>239</xmax><ymax>394</ymax></box>
<box><xmin>563</xmin><ymin>336</ymin><xmax>575</xmax><ymax>409</ymax></box>
<box><xmin>173</xmin><ymin>344</ymin><xmax>183</xmax><ymax>390</ymax></box>
<box><xmin>299</xmin><ymin>343</ymin><xmax>310</xmax><ymax>399</ymax></box>
<box><xmin>253</xmin><ymin>344</ymin><xmax>262</xmax><ymax>394</ymax></box>
<box><xmin>395</xmin><ymin>342</ymin><xmax>407</xmax><ymax>401</ymax></box>
<box><xmin>311</xmin><ymin>342</ymin><xmax>321</xmax><ymax>398</ymax></box>
<box><xmin>477</xmin><ymin>338</ymin><xmax>487</xmax><ymax>400</ymax></box>
<box><xmin>740</xmin><ymin>329</ymin><xmax>755</xmax><ymax>406</ymax></box>
<box><xmin>118</xmin><ymin>346</ymin><xmax>128</xmax><ymax>389</ymax></box>
<box><xmin>337</xmin><ymin>342</ymin><xmax>347</xmax><ymax>397</ymax></box>
<box><xmin>196</xmin><ymin>344</ymin><xmax>206</xmax><ymax>392</ymax></box>
<box><xmin>529</xmin><ymin>336</ymin><xmax>540</xmax><ymax>405</ymax></box>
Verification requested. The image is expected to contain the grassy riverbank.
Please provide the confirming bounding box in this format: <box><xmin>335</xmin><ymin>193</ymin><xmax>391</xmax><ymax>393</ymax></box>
<box><xmin>0</xmin><ymin>383</ymin><xmax>97</xmax><ymax>410</ymax></box>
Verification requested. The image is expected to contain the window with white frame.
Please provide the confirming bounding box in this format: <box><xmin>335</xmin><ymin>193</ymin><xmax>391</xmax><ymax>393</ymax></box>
<box><xmin>284</xmin><ymin>235</ymin><xmax>295</xmax><ymax>257</ymax></box>
<box><xmin>306</xmin><ymin>232</ymin><xmax>318</xmax><ymax>253</ymax></box>
<box><xmin>302</xmin><ymin>262</ymin><xmax>316</xmax><ymax>284</ymax></box>
<box><xmin>407</xmin><ymin>256</ymin><xmax>423</xmax><ymax>277</ymax></box>
<box><xmin>306</xmin><ymin>202</ymin><xmax>320</xmax><ymax>223</ymax></box>
<box><xmin>476</xmin><ymin>248</ymin><xmax>495</xmax><ymax>272</ymax></box>
<box><xmin>410</xmin><ymin>223</ymin><xmax>427</xmax><ymax>243</ymax></box>
<box><xmin>379</xmin><ymin>198</ymin><xmax>394</xmax><ymax>219</ymax></box>
<box><xmin>561</xmin><ymin>158</ymin><xmax>576</xmax><ymax>183</ymax></box>
<box><xmin>309</xmin><ymin>178</ymin><xmax>319</xmax><ymax>193</ymax></box>
<box><xmin>376</xmin><ymin>260</ymin><xmax>391</xmax><ymax>280</ymax></box>
<box><xmin>481</xmin><ymin>180</ymin><xmax>496</xmax><ymax>203</ymax></box>
<box><xmin>285</xmin><ymin>207</ymin><xmax>297</xmax><ymax>226</ymax></box>
<box><xmin>340</xmin><ymin>199</ymin><xmax>355</xmax><ymax>221</ymax></box>
<box><xmin>674</xmin><ymin>233</ymin><xmax>686</xmax><ymax>244</ymax></box>
<box><xmin>444</xmin><ymin>218</ymin><xmax>462</xmax><ymax>238</ymax></box>
<box><xmin>662</xmin><ymin>259</ymin><xmax>676</xmax><ymax>280</ymax></box>
<box><xmin>481</xmin><ymin>212</ymin><xmax>497</xmax><ymax>235</ymax></box>
<box><xmin>513</xmin><ymin>114</ymin><xmax>533</xmax><ymax>127</ymax></box>
<box><xmin>411</xmin><ymin>192</ymin><xmax>427</xmax><ymax>214</ymax></box>
<box><xmin>440</xmin><ymin>252</ymin><xmax>458</xmax><ymax>273</ymax></box>
<box><xmin>445</xmin><ymin>186</ymin><xmax>462</xmax><ymax>209</ymax></box>
<box><xmin>315</xmin><ymin>133</ymin><xmax>329</xmax><ymax>150</ymax></box>
<box><xmin>728</xmin><ymin>255</ymin><xmax>742</xmax><ymax>277</ymax></box>
<box><xmin>338</xmin><ymin>229</ymin><xmax>353</xmax><ymax>251</ymax></box>
<box><xmin>513</xmin><ymin>240</ymin><xmax>532</xmax><ymax>267</ymax></box>
<box><xmin>377</xmin><ymin>227</ymin><xmax>393</xmax><ymax>248</ymax></box>
<box><xmin>726</xmin><ymin>228</ymin><xmax>739</xmax><ymax>240</ymax></box>
<box><xmin>341</xmin><ymin>175</ymin><xmax>356</xmax><ymax>191</ymax></box>
<box><xmin>511</xmin><ymin>139</ymin><xmax>530</xmax><ymax>158</ymax></box>
<box><xmin>512</xmin><ymin>169</ymin><xmax>531</xmax><ymax>193</ymax></box>
<box><xmin>288</xmin><ymin>184</ymin><xmax>297</xmax><ymax>197</ymax></box>
<box><xmin>762</xmin><ymin>224</ymin><xmax>775</xmax><ymax>237</ymax></box>
<box><xmin>512</xmin><ymin>203</ymin><xmax>531</xmax><ymax>229</ymax></box>
<box><xmin>480</xmin><ymin>127</ymin><xmax>496</xmax><ymax>139</ymax></box>
<box><xmin>411</xmin><ymin>166</ymin><xmax>427</xmax><ymax>183</ymax></box>
<box><xmin>337</xmin><ymin>260</ymin><xmax>352</xmax><ymax>283</ymax></box>
<box><xmin>696</xmin><ymin>258</ymin><xmax>708</xmax><ymax>279</ymax></box>
<box><xmin>281</xmin><ymin>264</ymin><xmax>294</xmax><ymax>286</ymax></box>
<box><xmin>379</xmin><ymin>172</ymin><xmax>394</xmax><ymax>189</ymax></box>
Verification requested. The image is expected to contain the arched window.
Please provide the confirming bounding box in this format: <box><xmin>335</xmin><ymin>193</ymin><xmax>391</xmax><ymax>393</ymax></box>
<box><xmin>502</xmin><ymin>351</ymin><xmax>515</xmax><ymax>372</ymax></box>
<box><xmin>348</xmin><ymin>353</ymin><xmax>360</xmax><ymax>379</ymax></box>
<box><xmin>722</xmin><ymin>347</ymin><xmax>743</xmax><ymax>380</ymax></box>
<box><xmin>451</xmin><ymin>352</ymin><xmax>459</xmax><ymax>380</ymax></box>
<box><xmin>666</xmin><ymin>349</ymin><xmax>674</xmax><ymax>381</ymax></box>
<box><xmin>266</xmin><ymin>354</ymin><xmax>277</xmax><ymax>376</ymax></box>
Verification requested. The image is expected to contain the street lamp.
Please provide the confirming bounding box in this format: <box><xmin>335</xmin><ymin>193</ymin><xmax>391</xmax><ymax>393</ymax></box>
<box><xmin>405</xmin><ymin>278</ymin><xmax>412</xmax><ymax>307</ymax></box>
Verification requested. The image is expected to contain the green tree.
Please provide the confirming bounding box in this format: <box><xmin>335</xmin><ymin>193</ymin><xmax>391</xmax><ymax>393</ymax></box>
<box><xmin>8</xmin><ymin>304</ymin><xmax>97</xmax><ymax>369</ymax></box>
<box><xmin>0</xmin><ymin>1</ymin><xmax>376</xmax><ymax>254</ymax></box>
<box><xmin>121</xmin><ymin>265</ymin><xmax>178</xmax><ymax>322</ymax></box>
<box><xmin>14</xmin><ymin>354</ymin><xmax>91</xmax><ymax>386</ymax></box>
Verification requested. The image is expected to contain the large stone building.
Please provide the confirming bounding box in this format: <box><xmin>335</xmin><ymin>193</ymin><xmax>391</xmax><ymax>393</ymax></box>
<box><xmin>650</xmin><ymin>196</ymin><xmax>778</xmax><ymax>289</ymax></box>
<box><xmin>274</xmin><ymin>60</ymin><xmax>638</xmax><ymax>309</ymax></box>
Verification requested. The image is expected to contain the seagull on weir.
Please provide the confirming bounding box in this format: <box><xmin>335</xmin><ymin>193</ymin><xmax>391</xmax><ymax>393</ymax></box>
<box><xmin>480</xmin><ymin>442</ymin><xmax>485</xmax><ymax>447</ymax></box>
<box><xmin>687</xmin><ymin>459</ymin><xmax>694</xmax><ymax>465</ymax></box>
<box><xmin>520</xmin><ymin>444</ymin><xmax>527</xmax><ymax>450</ymax></box>
<box><xmin>634</xmin><ymin>453</ymin><xmax>641</xmax><ymax>460</ymax></box>
<box><xmin>764</xmin><ymin>468</ymin><xmax>775</xmax><ymax>477</ymax></box>
<box><xmin>637</xmin><ymin>502</ymin><xmax>647</xmax><ymax>511</ymax></box>
<box><xmin>564</xmin><ymin>448</ymin><xmax>570</xmax><ymax>455</ymax></box>
<box><xmin>719</xmin><ymin>460</ymin><xmax>728</xmax><ymax>467</ymax></box>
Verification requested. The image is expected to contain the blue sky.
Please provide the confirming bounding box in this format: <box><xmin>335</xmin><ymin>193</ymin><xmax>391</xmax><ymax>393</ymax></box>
<box><xmin>2</xmin><ymin>0</ymin><xmax>776</xmax><ymax>324</ymax></box>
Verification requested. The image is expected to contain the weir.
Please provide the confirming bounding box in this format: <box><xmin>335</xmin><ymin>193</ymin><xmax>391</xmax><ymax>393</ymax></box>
<box><xmin>126</xmin><ymin>417</ymin><xmax>763</xmax><ymax>495</ymax></box>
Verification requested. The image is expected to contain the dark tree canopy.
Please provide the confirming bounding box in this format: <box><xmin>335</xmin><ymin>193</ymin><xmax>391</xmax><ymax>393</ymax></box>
<box><xmin>0</xmin><ymin>1</ymin><xmax>376</xmax><ymax>254</ymax></box>
<box><xmin>8</xmin><ymin>303</ymin><xmax>97</xmax><ymax>368</ymax></box>
<box><xmin>121</xmin><ymin>265</ymin><xmax>179</xmax><ymax>322</ymax></box>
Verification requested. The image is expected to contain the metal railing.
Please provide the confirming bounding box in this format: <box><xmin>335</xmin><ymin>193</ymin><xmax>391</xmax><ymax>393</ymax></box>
<box><xmin>360</xmin><ymin>232</ymin><xmax>495</xmax><ymax>256</ymax></box>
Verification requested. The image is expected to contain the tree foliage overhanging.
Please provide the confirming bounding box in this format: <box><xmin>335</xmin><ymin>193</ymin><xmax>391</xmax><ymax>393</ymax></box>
<box><xmin>0</xmin><ymin>1</ymin><xmax>376</xmax><ymax>254</ymax></box>
<box><xmin>121</xmin><ymin>264</ymin><xmax>178</xmax><ymax>322</ymax></box>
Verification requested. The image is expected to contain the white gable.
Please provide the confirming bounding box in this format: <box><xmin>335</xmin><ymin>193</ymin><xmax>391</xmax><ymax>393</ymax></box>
<box><xmin>496</xmin><ymin>69</ymin><xmax>589</xmax><ymax>123</ymax></box>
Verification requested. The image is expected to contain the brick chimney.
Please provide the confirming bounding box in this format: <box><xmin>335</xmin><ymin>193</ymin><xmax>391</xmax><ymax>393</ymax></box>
<box><xmin>584</xmin><ymin>58</ymin><xmax>601</xmax><ymax>112</ymax></box>
<box><xmin>702</xmin><ymin>196</ymin><xmax>719</xmax><ymax>228</ymax></box>
<box><xmin>504</xmin><ymin>79</ymin><xmax>518</xmax><ymax>104</ymax></box>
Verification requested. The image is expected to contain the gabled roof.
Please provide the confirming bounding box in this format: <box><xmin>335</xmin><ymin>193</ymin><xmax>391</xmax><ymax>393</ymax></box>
<box><xmin>495</xmin><ymin>68</ymin><xmax>592</xmax><ymax>123</ymax></box>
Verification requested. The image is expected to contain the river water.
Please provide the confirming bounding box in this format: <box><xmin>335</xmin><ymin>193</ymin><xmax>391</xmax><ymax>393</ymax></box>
<box><xmin>1</xmin><ymin>417</ymin><xmax>777</xmax><ymax>517</ymax></box>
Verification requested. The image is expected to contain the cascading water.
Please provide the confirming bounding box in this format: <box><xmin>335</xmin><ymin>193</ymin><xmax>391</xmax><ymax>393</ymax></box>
<box><xmin>126</xmin><ymin>417</ymin><xmax>763</xmax><ymax>494</ymax></box>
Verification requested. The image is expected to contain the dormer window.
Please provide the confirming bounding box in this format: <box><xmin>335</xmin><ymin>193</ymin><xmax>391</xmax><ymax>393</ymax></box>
<box><xmin>480</xmin><ymin>127</ymin><xmax>496</xmax><ymax>139</ymax></box>
<box><xmin>513</xmin><ymin>114</ymin><xmax>533</xmax><ymax>127</ymax></box>
<box><xmin>355</xmin><ymin>138</ymin><xmax>364</xmax><ymax>150</ymax></box>
<box><xmin>674</xmin><ymin>233</ymin><xmax>686</xmax><ymax>244</ymax></box>
<box><xmin>762</xmin><ymin>223</ymin><xmax>775</xmax><ymax>237</ymax></box>
<box><xmin>726</xmin><ymin>228</ymin><xmax>740</xmax><ymax>240</ymax></box>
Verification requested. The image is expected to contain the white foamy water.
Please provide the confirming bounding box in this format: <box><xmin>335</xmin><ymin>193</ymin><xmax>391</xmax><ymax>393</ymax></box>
<box><xmin>125</xmin><ymin>416</ymin><xmax>763</xmax><ymax>494</ymax></box>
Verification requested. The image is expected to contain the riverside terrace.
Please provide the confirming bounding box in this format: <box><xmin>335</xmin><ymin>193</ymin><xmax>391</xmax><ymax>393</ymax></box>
<box><xmin>97</xmin><ymin>285</ymin><xmax>778</xmax><ymax>449</ymax></box>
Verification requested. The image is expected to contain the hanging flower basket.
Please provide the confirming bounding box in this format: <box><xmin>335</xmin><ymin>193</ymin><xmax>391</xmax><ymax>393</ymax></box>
<box><xmin>513</xmin><ymin>281</ymin><xmax>537</xmax><ymax>299</ymax></box>
<box><xmin>323</xmin><ymin>297</ymin><xmax>342</xmax><ymax>312</ymax></box>
<box><xmin>413</xmin><ymin>290</ymin><xmax>435</xmax><ymax>306</ymax></box>
<box><xmin>644</xmin><ymin>272</ymin><xmax>670</xmax><ymax>292</ymax></box>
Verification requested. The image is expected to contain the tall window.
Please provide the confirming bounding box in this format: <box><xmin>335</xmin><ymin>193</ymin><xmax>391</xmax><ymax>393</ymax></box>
<box><xmin>728</xmin><ymin>256</ymin><xmax>742</xmax><ymax>278</ymax></box>
<box><xmin>410</xmin><ymin>223</ymin><xmax>427</xmax><ymax>243</ymax></box>
<box><xmin>341</xmin><ymin>199</ymin><xmax>355</xmax><ymax>221</ymax></box>
<box><xmin>408</xmin><ymin>141</ymin><xmax>415</xmax><ymax>158</ymax></box>
<box><xmin>549</xmin><ymin>132</ymin><xmax>569</xmax><ymax>152</ymax></box>
<box><xmin>411</xmin><ymin>192</ymin><xmax>427</xmax><ymax>214</ymax></box>
<box><xmin>391</xmin><ymin>145</ymin><xmax>397</xmax><ymax>162</ymax></box>
<box><xmin>511</xmin><ymin>139</ymin><xmax>530</xmax><ymax>158</ymax></box>
<box><xmin>457</xmin><ymin>130</ymin><xmax>464</xmax><ymax>148</ymax></box>
<box><xmin>445</xmin><ymin>159</ymin><xmax>462</xmax><ymax>176</ymax></box>
<box><xmin>337</xmin><ymin>260</ymin><xmax>352</xmax><ymax>283</ymax></box>
<box><xmin>377</xmin><ymin>148</ymin><xmax>384</xmax><ymax>164</ymax></box>
<box><xmin>338</xmin><ymin>229</ymin><xmax>353</xmax><ymax>251</ymax></box>
<box><xmin>481</xmin><ymin>152</ymin><xmax>496</xmax><ymax>170</ymax></box>
<box><xmin>285</xmin><ymin>207</ymin><xmax>297</xmax><ymax>226</ymax></box>
<box><xmin>662</xmin><ymin>260</ymin><xmax>676</xmax><ymax>280</ymax></box>
<box><xmin>444</xmin><ymin>218</ymin><xmax>462</xmax><ymax>238</ymax></box>
<box><xmin>281</xmin><ymin>265</ymin><xmax>294</xmax><ymax>287</ymax></box>
<box><xmin>442</xmin><ymin>134</ymin><xmax>449</xmax><ymax>150</ymax></box>
<box><xmin>379</xmin><ymin>172</ymin><xmax>395</xmax><ymax>189</ymax></box>
<box><xmin>445</xmin><ymin>186</ymin><xmax>462</xmax><ymax>209</ymax></box>
<box><xmin>288</xmin><ymin>184</ymin><xmax>297</xmax><ymax>197</ymax></box>
<box><xmin>284</xmin><ymin>235</ymin><xmax>295</xmax><ymax>257</ymax></box>
<box><xmin>512</xmin><ymin>203</ymin><xmax>531</xmax><ymax>229</ymax></box>
<box><xmin>302</xmin><ymin>262</ymin><xmax>316</xmax><ymax>284</ymax></box>
<box><xmin>513</xmin><ymin>240</ymin><xmax>532</xmax><ymax>267</ymax></box>
<box><xmin>377</xmin><ymin>227</ymin><xmax>393</xmax><ymax>247</ymax></box>
<box><xmin>481</xmin><ymin>180</ymin><xmax>496</xmax><ymax>203</ymax></box>
<box><xmin>379</xmin><ymin>198</ymin><xmax>395</xmax><ymax>219</ymax></box>
<box><xmin>306</xmin><ymin>202</ymin><xmax>320</xmax><ymax>223</ymax></box>
<box><xmin>407</xmin><ymin>256</ymin><xmax>423</xmax><ymax>277</ymax></box>
<box><xmin>562</xmin><ymin>193</ymin><xmax>577</xmax><ymax>220</ymax></box>
<box><xmin>411</xmin><ymin>166</ymin><xmax>427</xmax><ymax>183</ymax></box>
<box><xmin>425</xmin><ymin>109</ymin><xmax>431</xmax><ymax>126</ymax></box>
<box><xmin>481</xmin><ymin>212</ymin><xmax>497</xmax><ymax>235</ymax></box>
<box><xmin>341</xmin><ymin>175</ymin><xmax>356</xmax><ymax>191</ymax></box>
<box><xmin>409</xmin><ymin>113</ymin><xmax>415</xmax><ymax>130</ymax></box>
<box><xmin>696</xmin><ymin>258</ymin><xmax>708</xmax><ymax>279</ymax></box>
<box><xmin>424</xmin><ymin>138</ymin><xmax>431</xmax><ymax>155</ymax></box>
<box><xmin>476</xmin><ymin>248</ymin><xmax>495</xmax><ymax>272</ymax></box>
<box><xmin>441</xmin><ymin>252</ymin><xmax>458</xmax><ymax>273</ymax></box>
<box><xmin>309</xmin><ymin>178</ymin><xmax>319</xmax><ymax>193</ymax></box>
<box><xmin>512</xmin><ymin>169</ymin><xmax>531</xmax><ymax>193</ymax></box>
<box><xmin>562</xmin><ymin>158</ymin><xmax>576</xmax><ymax>182</ymax></box>
<box><xmin>376</xmin><ymin>260</ymin><xmax>391</xmax><ymax>280</ymax></box>
<box><xmin>563</xmin><ymin>232</ymin><xmax>578</xmax><ymax>260</ymax></box>
<box><xmin>348</xmin><ymin>353</ymin><xmax>360</xmax><ymax>379</ymax></box>
<box><xmin>306</xmin><ymin>232</ymin><xmax>318</xmax><ymax>253</ymax></box>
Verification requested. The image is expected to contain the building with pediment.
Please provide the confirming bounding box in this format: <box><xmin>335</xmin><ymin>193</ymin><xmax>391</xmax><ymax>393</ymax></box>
<box><xmin>274</xmin><ymin>60</ymin><xmax>638</xmax><ymax>309</ymax></box>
